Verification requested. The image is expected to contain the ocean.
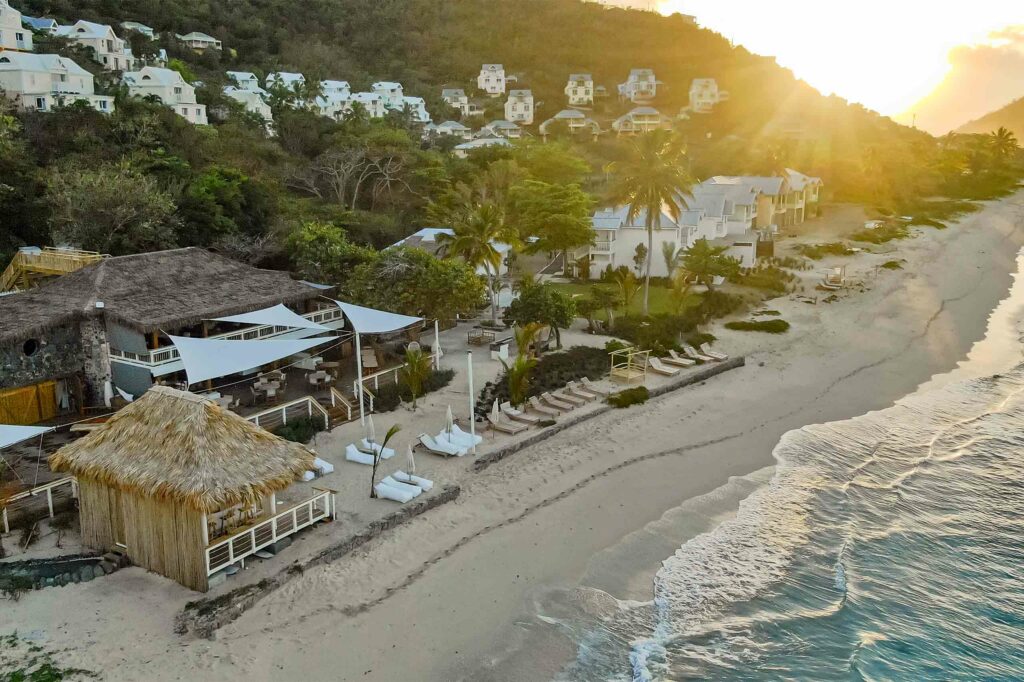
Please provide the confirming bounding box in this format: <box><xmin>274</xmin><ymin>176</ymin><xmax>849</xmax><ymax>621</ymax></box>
<box><xmin>551</xmin><ymin>257</ymin><xmax>1024</xmax><ymax>681</ymax></box>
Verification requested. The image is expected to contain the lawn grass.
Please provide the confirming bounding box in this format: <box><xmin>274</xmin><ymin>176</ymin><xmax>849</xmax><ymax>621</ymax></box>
<box><xmin>548</xmin><ymin>281</ymin><xmax>680</xmax><ymax>319</ymax></box>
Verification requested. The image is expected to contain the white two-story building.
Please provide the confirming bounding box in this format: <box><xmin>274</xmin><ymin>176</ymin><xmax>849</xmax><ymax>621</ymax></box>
<box><xmin>424</xmin><ymin>120</ymin><xmax>473</xmax><ymax>142</ymax></box>
<box><xmin>477</xmin><ymin>63</ymin><xmax>506</xmax><ymax>97</ymax></box>
<box><xmin>120</xmin><ymin>21</ymin><xmax>155</xmax><ymax>39</ymax></box>
<box><xmin>539</xmin><ymin>109</ymin><xmax>601</xmax><ymax>140</ymax></box>
<box><xmin>0</xmin><ymin>51</ymin><xmax>114</xmax><ymax>113</ymax></box>
<box><xmin>688</xmin><ymin>78</ymin><xmax>729</xmax><ymax>114</ymax></box>
<box><xmin>0</xmin><ymin>0</ymin><xmax>32</xmax><ymax>51</ymax></box>
<box><xmin>349</xmin><ymin>91</ymin><xmax>386</xmax><ymax>118</ymax></box>
<box><xmin>123</xmin><ymin>66</ymin><xmax>207</xmax><ymax>125</ymax></box>
<box><xmin>371</xmin><ymin>81</ymin><xmax>404</xmax><ymax>109</ymax></box>
<box><xmin>55</xmin><ymin>20</ymin><xmax>131</xmax><ymax>71</ymax></box>
<box><xmin>224</xmin><ymin>84</ymin><xmax>273</xmax><ymax>126</ymax></box>
<box><xmin>399</xmin><ymin>95</ymin><xmax>431</xmax><ymax>124</ymax></box>
<box><xmin>504</xmin><ymin>89</ymin><xmax>533</xmax><ymax>125</ymax></box>
<box><xmin>565</xmin><ymin>73</ymin><xmax>593</xmax><ymax>107</ymax></box>
<box><xmin>321</xmin><ymin>80</ymin><xmax>351</xmax><ymax>100</ymax></box>
<box><xmin>175</xmin><ymin>31</ymin><xmax>221</xmax><ymax>51</ymax></box>
<box><xmin>618</xmin><ymin>68</ymin><xmax>659</xmax><ymax>103</ymax></box>
<box><xmin>265</xmin><ymin>71</ymin><xmax>305</xmax><ymax>94</ymax></box>
<box><xmin>612</xmin><ymin>107</ymin><xmax>673</xmax><ymax>135</ymax></box>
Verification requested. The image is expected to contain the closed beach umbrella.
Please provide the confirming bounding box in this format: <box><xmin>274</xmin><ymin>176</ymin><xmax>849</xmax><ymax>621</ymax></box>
<box><xmin>491</xmin><ymin>399</ymin><xmax>501</xmax><ymax>423</ymax></box>
<box><xmin>366</xmin><ymin>414</ymin><xmax>377</xmax><ymax>444</ymax></box>
<box><xmin>406</xmin><ymin>444</ymin><xmax>416</xmax><ymax>477</ymax></box>
<box><xmin>445</xmin><ymin>405</ymin><xmax>454</xmax><ymax>436</ymax></box>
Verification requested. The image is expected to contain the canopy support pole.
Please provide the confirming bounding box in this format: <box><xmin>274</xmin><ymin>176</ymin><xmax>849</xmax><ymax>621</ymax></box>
<box><xmin>467</xmin><ymin>351</ymin><xmax>476</xmax><ymax>455</ymax></box>
<box><xmin>355</xmin><ymin>332</ymin><xmax>365</xmax><ymax>426</ymax></box>
<box><xmin>433</xmin><ymin>320</ymin><xmax>441</xmax><ymax>369</ymax></box>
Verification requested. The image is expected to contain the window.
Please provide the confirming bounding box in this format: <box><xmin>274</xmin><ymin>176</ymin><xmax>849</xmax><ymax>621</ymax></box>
<box><xmin>99</xmin><ymin>100</ymin><xmax>108</xmax><ymax>110</ymax></box>
<box><xmin>35</xmin><ymin>97</ymin><xmax>46</xmax><ymax>110</ymax></box>
<box><xmin>174</xmin><ymin>86</ymin><xmax>182</xmax><ymax>95</ymax></box>
<box><xmin>16</xmin><ymin>32</ymin><xmax>24</xmax><ymax>41</ymax></box>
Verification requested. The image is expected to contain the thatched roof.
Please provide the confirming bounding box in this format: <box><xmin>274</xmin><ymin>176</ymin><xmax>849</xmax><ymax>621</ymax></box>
<box><xmin>0</xmin><ymin>247</ymin><xmax>323</xmax><ymax>343</ymax></box>
<box><xmin>49</xmin><ymin>386</ymin><xmax>316</xmax><ymax>513</ymax></box>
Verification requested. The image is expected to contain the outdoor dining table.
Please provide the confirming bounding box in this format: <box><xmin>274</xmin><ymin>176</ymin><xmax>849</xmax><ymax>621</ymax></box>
<box><xmin>215</xmin><ymin>395</ymin><xmax>234</xmax><ymax>409</ymax></box>
<box><xmin>307</xmin><ymin>371</ymin><xmax>330</xmax><ymax>388</ymax></box>
<box><xmin>317</xmin><ymin>361</ymin><xmax>341</xmax><ymax>377</ymax></box>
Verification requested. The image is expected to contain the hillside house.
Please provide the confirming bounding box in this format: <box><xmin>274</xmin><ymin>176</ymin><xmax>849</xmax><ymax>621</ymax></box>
<box><xmin>55</xmin><ymin>20</ymin><xmax>130</xmax><ymax>71</ymax></box>
<box><xmin>454</xmin><ymin>137</ymin><xmax>511</xmax><ymax>158</ymax></box>
<box><xmin>21</xmin><ymin>15</ymin><xmax>57</xmax><ymax>33</ymax></box>
<box><xmin>424</xmin><ymin>120</ymin><xmax>473</xmax><ymax>141</ymax></box>
<box><xmin>539</xmin><ymin>109</ymin><xmax>601</xmax><ymax>140</ymax></box>
<box><xmin>390</xmin><ymin>228</ymin><xmax>512</xmax><ymax>277</ymax></box>
<box><xmin>371</xmin><ymin>81</ymin><xmax>404</xmax><ymax>109</ymax></box>
<box><xmin>400</xmin><ymin>95</ymin><xmax>431</xmax><ymax>123</ymax></box>
<box><xmin>321</xmin><ymin>80</ymin><xmax>351</xmax><ymax>99</ymax></box>
<box><xmin>612</xmin><ymin>107</ymin><xmax>673</xmax><ymax>135</ymax></box>
<box><xmin>0</xmin><ymin>247</ymin><xmax>344</xmax><ymax>422</ymax></box>
<box><xmin>0</xmin><ymin>0</ymin><xmax>32</xmax><ymax>51</ymax></box>
<box><xmin>442</xmin><ymin>87</ymin><xmax>468</xmax><ymax>114</ymax></box>
<box><xmin>120</xmin><ymin>21</ymin><xmax>155</xmax><ymax>39</ymax></box>
<box><xmin>0</xmin><ymin>52</ymin><xmax>114</xmax><ymax>113</ymax></box>
<box><xmin>224</xmin><ymin>85</ymin><xmax>273</xmax><ymax>125</ymax></box>
<box><xmin>618</xmin><ymin>68</ymin><xmax>659</xmax><ymax>103</ymax></box>
<box><xmin>123</xmin><ymin>66</ymin><xmax>207</xmax><ymax>125</ymax></box>
<box><xmin>175</xmin><ymin>31</ymin><xmax>221</xmax><ymax>51</ymax></box>
<box><xmin>565</xmin><ymin>73</ymin><xmax>594</xmax><ymax>107</ymax></box>
<box><xmin>349</xmin><ymin>92</ymin><xmax>386</xmax><ymax>118</ymax></box>
<box><xmin>688</xmin><ymin>78</ymin><xmax>728</xmax><ymax>114</ymax></box>
<box><xmin>477</xmin><ymin>63</ymin><xmax>506</xmax><ymax>96</ymax></box>
<box><xmin>480</xmin><ymin>119</ymin><xmax>522</xmax><ymax>139</ymax></box>
<box><xmin>504</xmin><ymin>89</ymin><xmax>534</xmax><ymax>125</ymax></box>
<box><xmin>227</xmin><ymin>71</ymin><xmax>260</xmax><ymax>91</ymax></box>
<box><xmin>265</xmin><ymin>71</ymin><xmax>305</xmax><ymax>93</ymax></box>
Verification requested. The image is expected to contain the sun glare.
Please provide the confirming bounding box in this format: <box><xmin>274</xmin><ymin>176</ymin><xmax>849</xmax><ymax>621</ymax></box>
<box><xmin>653</xmin><ymin>0</ymin><xmax>1017</xmax><ymax>118</ymax></box>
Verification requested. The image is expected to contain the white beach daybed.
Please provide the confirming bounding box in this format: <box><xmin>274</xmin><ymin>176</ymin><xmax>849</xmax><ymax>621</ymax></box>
<box><xmin>346</xmin><ymin>443</ymin><xmax>376</xmax><ymax>465</ymax></box>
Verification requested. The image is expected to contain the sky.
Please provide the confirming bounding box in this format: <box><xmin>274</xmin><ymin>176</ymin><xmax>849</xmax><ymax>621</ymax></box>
<box><xmin>598</xmin><ymin>0</ymin><xmax>1024</xmax><ymax>133</ymax></box>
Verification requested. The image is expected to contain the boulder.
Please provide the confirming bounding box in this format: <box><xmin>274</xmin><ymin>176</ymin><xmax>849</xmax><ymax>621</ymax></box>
<box><xmin>92</xmin><ymin>564</ymin><xmax>105</xmax><ymax>579</ymax></box>
<box><xmin>99</xmin><ymin>561</ymin><xmax>116</xmax><ymax>575</ymax></box>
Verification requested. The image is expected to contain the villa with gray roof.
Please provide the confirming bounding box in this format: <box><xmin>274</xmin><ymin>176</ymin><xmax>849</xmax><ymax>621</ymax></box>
<box><xmin>612</xmin><ymin>107</ymin><xmax>673</xmax><ymax>135</ymax></box>
<box><xmin>1</xmin><ymin>0</ymin><xmax>32</xmax><ymax>51</ymax></box>
<box><xmin>565</xmin><ymin>73</ymin><xmax>594</xmax><ymax>107</ymax></box>
<box><xmin>55</xmin><ymin>20</ymin><xmax>130</xmax><ymax>71</ymax></box>
<box><xmin>539</xmin><ymin>109</ymin><xmax>601</xmax><ymax>140</ymax></box>
<box><xmin>0</xmin><ymin>52</ymin><xmax>114</xmax><ymax>113</ymax></box>
<box><xmin>123</xmin><ymin>66</ymin><xmax>207</xmax><ymax>124</ymax></box>
<box><xmin>504</xmin><ymin>89</ymin><xmax>534</xmax><ymax>125</ymax></box>
<box><xmin>477</xmin><ymin>63</ymin><xmax>506</xmax><ymax>96</ymax></box>
<box><xmin>175</xmin><ymin>31</ymin><xmax>221</xmax><ymax>51</ymax></box>
<box><xmin>618</xmin><ymin>68</ymin><xmax>659</xmax><ymax>103</ymax></box>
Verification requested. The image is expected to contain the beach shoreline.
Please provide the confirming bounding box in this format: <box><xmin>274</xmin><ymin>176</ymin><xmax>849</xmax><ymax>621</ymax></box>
<box><xmin>2</xmin><ymin>190</ymin><xmax>1023</xmax><ymax>681</ymax></box>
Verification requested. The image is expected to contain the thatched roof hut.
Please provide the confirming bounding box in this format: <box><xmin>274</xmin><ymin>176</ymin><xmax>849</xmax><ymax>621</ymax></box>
<box><xmin>50</xmin><ymin>386</ymin><xmax>316</xmax><ymax>590</ymax></box>
<box><xmin>0</xmin><ymin>247</ymin><xmax>324</xmax><ymax>344</ymax></box>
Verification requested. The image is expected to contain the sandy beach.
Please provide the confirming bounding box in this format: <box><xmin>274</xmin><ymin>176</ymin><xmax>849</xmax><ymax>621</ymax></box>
<box><xmin>3</xmin><ymin>190</ymin><xmax>1024</xmax><ymax>680</ymax></box>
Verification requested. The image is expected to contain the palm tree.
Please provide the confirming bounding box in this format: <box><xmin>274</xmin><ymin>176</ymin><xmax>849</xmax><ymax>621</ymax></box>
<box><xmin>399</xmin><ymin>347</ymin><xmax>432</xmax><ymax>409</ymax></box>
<box><xmin>680</xmin><ymin>239</ymin><xmax>740</xmax><ymax>293</ymax></box>
<box><xmin>514</xmin><ymin>321</ymin><xmax>544</xmax><ymax>358</ymax></box>
<box><xmin>661</xmin><ymin>241</ymin><xmax>680</xmax><ymax>277</ymax></box>
<box><xmin>990</xmin><ymin>127</ymin><xmax>1019</xmax><ymax>164</ymax></box>
<box><xmin>606</xmin><ymin>130</ymin><xmax>694</xmax><ymax>315</ymax></box>
<box><xmin>369</xmin><ymin>424</ymin><xmax>401</xmax><ymax>498</ymax></box>
<box><xmin>438</xmin><ymin>203</ymin><xmax>513</xmax><ymax>322</ymax></box>
<box><xmin>614</xmin><ymin>269</ymin><xmax>641</xmax><ymax>311</ymax></box>
<box><xmin>501</xmin><ymin>354</ymin><xmax>537</xmax><ymax>409</ymax></box>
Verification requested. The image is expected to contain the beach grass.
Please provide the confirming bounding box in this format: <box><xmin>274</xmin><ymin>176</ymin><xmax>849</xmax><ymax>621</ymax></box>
<box><xmin>725</xmin><ymin>319</ymin><xmax>791</xmax><ymax>333</ymax></box>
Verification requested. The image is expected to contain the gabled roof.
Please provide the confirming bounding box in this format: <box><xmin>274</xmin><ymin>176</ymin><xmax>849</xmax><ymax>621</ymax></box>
<box><xmin>0</xmin><ymin>52</ymin><xmax>90</xmax><ymax>77</ymax></box>
<box><xmin>442</xmin><ymin>88</ymin><xmax>466</xmax><ymax>98</ymax></box>
<box><xmin>455</xmin><ymin>137</ymin><xmax>511</xmax><ymax>151</ymax></box>
<box><xmin>390</xmin><ymin>228</ymin><xmax>512</xmax><ymax>255</ymax></box>
<box><xmin>484</xmin><ymin>119</ymin><xmax>520</xmax><ymax>130</ymax></box>
<box><xmin>22</xmin><ymin>15</ymin><xmax>58</xmax><ymax>31</ymax></box>
<box><xmin>227</xmin><ymin>70</ymin><xmax>258</xmax><ymax>83</ymax></box>
<box><xmin>321</xmin><ymin>79</ymin><xmax>350</xmax><ymax>90</ymax></box>
<box><xmin>266</xmin><ymin>71</ymin><xmax>304</xmax><ymax>87</ymax></box>
<box><xmin>121</xmin><ymin>21</ymin><xmax>154</xmax><ymax>33</ymax></box>
<box><xmin>177</xmin><ymin>31</ymin><xmax>218</xmax><ymax>42</ymax></box>
<box><xmin>553</xmin><ymin>109</ymin><xmax>586</xmax><ymax>119</ymax></box>
<box><xmin>351</xmin><ymin>91</ymin><xmax>383</xmax><ymax>102</ymax></box>
<box><xmin>123</xmin><ymin>66</ymin><xmax>185</xmax><ymax>87</ymax></box>
<box><xmin>508</xmin><ymin>89</ymin><xmax>532</xmax><ymax>98</ymax></box>
<box><xmin>372</xmin><ymin>81</ymin><xmax>402</xmax><ymax>90</ymax></box>
<box><xmin>706</xmin><ymin>175</ymin><xmax>785</xmax><ymax>196</ymax></box>
<box><xmin>481</xmin><ymin>63</ymin><xmax>503</xmax><ymax>70</ymax></box>
<box><xmin>437</xmin><ymin>120</ymin><xmax>470</xmax><ymax>131</ymax></box>
<box><xmin>591</xmin><ymin>205</ymin><xmax>680</xmax><ymax>231</ymax></box>
<box><xmin>784</xmin><ymin>168</ymin><xmax>822</xmax><ymax>190</ymax></box>
<box><xmin>55</xmin><ymin>20</ymin><xmax>116</xmax><ymax>40</ymax></box>
<box><xmin>568</xmin><ymin>73</ymin><xmax>592</xmax><ymax>81</ymax></box>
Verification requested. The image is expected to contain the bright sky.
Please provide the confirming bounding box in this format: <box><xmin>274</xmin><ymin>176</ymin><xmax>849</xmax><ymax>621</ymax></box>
<box><xmin>636</xmin><ymin>1</ymin><xmax>1021</xmax><ymax>118</ymax></box>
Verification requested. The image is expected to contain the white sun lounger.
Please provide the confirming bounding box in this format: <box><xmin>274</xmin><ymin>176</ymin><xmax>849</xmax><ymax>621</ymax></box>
<box><xmin>528</xmin><ymin>396</ymin><xmax>561</xmax><ymax>416</ymax></box>
<box><xmin>345</xmin><ymin>443</ymin><xmax>375</xmax><ymax>465</ymax></box>
<box><xmin>419</xmin><ymin>433</ymin><xmax>465</xmax><ymax>457</ymax></box>
<box><xmin>683</xmin><ymin>344</ymin><xmax>716</xmax><ymax>362</ymax></box>
<box><xmin>541</xmin><ymin>392</ymin><xmax>575</xmax><ymax>411</ymax></box>
<box><xmin>374</xmin><ymin>481</ymin><xmax>415</xmax><ymax>503</ymax></box>
<box><xmin>552</xmin><ymin>389</ymin><xmax>585</xmax><ymax>406</ymax></box>
<box><xmin>649</xmin><ymin>357</ymin><xmax>681</xmax><ymax>376</ymax></box>
<box><xmin>442</xmin><ymin>424</ymin><xmax>482</xmax><ymax>448</ymax></box>
<box><xmin>665</xmin><ymin>349</ymin><xmax>696</xmax><ymax>367</ymax></box>
<box><xmin>393</xmin><ymin>470</ymin><xmax>434</xmax><ymax>491</ymax></box>
<box><xmin>488</xmin><ymin>414</ymin><xmax>528</xmax><ymax>435</ymax></box>
<box><xmin>360</xmin><ymin>439</ymin><xmax>396</xmax><ymax>459</ymax></box>
<box><xmin>380</xmin><ymin>475</ymin><xmax>423</xmax><ymax>497</ymax></box>
<box><xmin>581</xmin><ymin>377</ymin><xmax>611</xmax><ymax>396</ymax></box>
<box><xmin>501</xmin><ymin>401</ymin><xmax>540</xmax><ymax>424</ymax></box>
<box><xmin>699</xmin><ymin>343</ymin><xmax>728</xmax><ymax>361</ymax></box>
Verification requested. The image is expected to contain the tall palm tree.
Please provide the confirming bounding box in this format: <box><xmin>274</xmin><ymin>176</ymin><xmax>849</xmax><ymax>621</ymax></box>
<box><xmin>438</xmin><ymin>203</ymin><xmax>513</xmax><ymax>322</ymax></box>
<box><xmin>606</xmin><ymin>130</ymin><xmax>694</xmax><ymax>315</ymax></box>
<box><xmin>990</xmin><ymin>127</ymin><xmax>1019</xmax><ymax>164</ymax></box>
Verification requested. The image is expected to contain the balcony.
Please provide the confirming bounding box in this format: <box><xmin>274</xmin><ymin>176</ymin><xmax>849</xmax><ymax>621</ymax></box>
<box><xmin>109</xmin><ymin>306</ymin><xmax>345</xmax><ymax>370</ymax></box>
<box><xmin>592</xmin><ymin>240</ymin><xmax>614</xmax><ymax>253</ymax></box>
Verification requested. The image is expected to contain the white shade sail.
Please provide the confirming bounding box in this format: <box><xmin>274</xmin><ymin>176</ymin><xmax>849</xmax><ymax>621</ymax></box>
<box><xmin>334</xmin><ymin>301</ymin><xmax>422</xmax><ymax>334</ymax></box>
<box><xmin>212</xmin><ymin>303</ymin><xmax>331</xmax><ymax>331</ymax></box>
<box><xmin>170</xmin><ymin>335</ymin><xmax>338</xmax><ymax>385</ymax></box>
<box><xmin>0</xmin><ymin>424</ymin><xmax>52</xmax><ymax>450</ymax></box>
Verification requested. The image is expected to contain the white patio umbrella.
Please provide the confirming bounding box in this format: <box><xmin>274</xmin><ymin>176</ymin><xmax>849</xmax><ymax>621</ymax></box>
<box><xmin>405</xmin><ymin>444</ymin><xmax>416</xmax><ymax>477</ymax></box>
<box><xmin>366</xmin><ymin>413</ymin><xmax>377</xmax><ymax>444</ymax></box>
<box><xmin>491</xmin><ymin>399</ymin><xmax>501</xmax><ymax>423</ymax></box>
<box><xmin>445</xmin><ymin>404</ymin><xmax>454</xmax><ymax>437</ymax></box>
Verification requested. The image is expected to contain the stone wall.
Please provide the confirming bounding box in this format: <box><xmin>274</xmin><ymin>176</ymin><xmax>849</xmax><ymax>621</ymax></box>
<box><xmin>79</xmin><ymin>317</ymin><xmax>112</xmax><ymax>406</ymax></box>
<box><xmin>0</xmin><ymin>324</ymin><xmax>83</xmax><ymax>390</ymax></box>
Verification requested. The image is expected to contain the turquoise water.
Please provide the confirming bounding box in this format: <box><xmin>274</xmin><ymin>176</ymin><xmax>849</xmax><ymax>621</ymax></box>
<box><xmin>555</xmin><ymin>367</ymin><xmax>1024</xmax><ymax>681</ymax></box>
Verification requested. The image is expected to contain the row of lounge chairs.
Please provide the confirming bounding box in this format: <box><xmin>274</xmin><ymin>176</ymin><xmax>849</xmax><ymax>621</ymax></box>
<box><xmin>492</xmin><ymin>377</ymin><xmax>611</xmax><ymax>431</ymax></box>
<box><xmin>418</xmin><ymin>424</ymin><xmax>482</xmax><ymax>457</ymax></box>
<box><xmin>375</xmin><ymin>469</ymin><xmax>435</xmax><ymax>503</ymax></box>
<box><xmin>649</xmin><ymin>344</ymin><xmax>729</xmax><ymax>376</ymax></box>
<box><xmin>345</xmin><ymin>439</ymin><xmax>397</xmax><ymax>465</ymax></box>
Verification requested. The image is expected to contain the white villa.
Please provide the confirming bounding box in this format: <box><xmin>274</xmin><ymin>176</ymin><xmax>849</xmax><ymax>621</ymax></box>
<box><xmin>504</xmin><ymin>89</ymin><xmax>534</xmax><ymax>125</ymax></box>
<box><xmin>565</xmin><ymin>73</ymin><xmax>594</xmax><ymax>107</ymax></box>
<box><xmin>55</xmin><ymin>20</ymin><xmax>131</xmax><ymax>71</ymax></box>
<box><xmin>539</xmin><ymin>109</ymin><xmax>601</xmax><ymax>140</ymax></box>
<box><xmin>477</xmin><ymin>63</ymin><xmax>506</xmax><ymax>96</ymax></box>
<box><xmin>176</xmin><ymin>31</ymin><xmax>221</xmax><ymax>51</ymax></box>
<box><xmin>479</xmin><ymin>119</ymin><xmax>522</xmax><ymax>140</ymax></box>
<box><xmin>618</xmin><ymin>68</ymin><xmax>659</xmax><ymax>103</ymax></box>
<box><xmin>321</xmin><ymin>79</ymin><xmax>351</xmax><ymax>99</ymax></box>
<box><xmin>612</xmin><ymin>107</ymin><xmax>673</xmax><ymax>135</ymax></box>
<box><xmin>0</xmin><ymin>52</ymin><xmax>114</xmax><ymax>113</ymax></box>
<box><xmin>424</xmin><ymin>120</ymin><xmax>473</xmax><ymax>141</ymax></box>
<box><xmin>371</xmin><ymin>81</ymin><xmax>404</xmax><ymax>109</ymax></box>
<box><xmin>266</xmin><ymin>71</ymin><xmax>305</xmax><ymax>92</ymax></box>
<box><xmin>21</xmin><ymin>15</ymin><xmax>57</xmax><ymax>34</ymax></box>
<box><xmin>349</xmin><ymin>91</ymin><xmax>386</xmax><ymax>118</ymax></box>
<box><xmin>703</xmin><ymin>170</ymin><xmax>822</xmax><ymax>229</ymax></box>
<box><xmin>454</xmin><ymin>137</ymin><xmax>511</xmax><ymax>158</ymax></box>
<box><xmin>227</xmin><ymin>71</ymin><xmax>260</xmax><ymax>90</ymax></box>
<box><xmin>399</xmin><ymin>95</ymin><xmax>431</xmax><ymax>123</ymax></box>
<box><xmin>688</xmin><ymin>78</ymin><xmax>728</xmax><ymax>114</ymax></box>
<box><xmin>123</xmin><ymin>66</ymin><xmax>207</xmax><ymax>125</ymax></box>
<box><xmin>224</xmin><ymin>85</ymin><xmax>273</xmax><ymax>125</ymax></box>
<box><xmin>120</xmin><ymin>21</ymin><xmax>155</xmax><ymax>39</ymax></box>
<box><xmin>390</xmin><ymin>228</ymin><xmax>512</xmax><ymax>277</ymax></box>
<box><xmin>1</xmin><ymin>0</ymin><xmax>32</xmax><ymax>51</ymax></box>
<box><xmin>442</xmin><ymin>87</ymin><xmax>468</xmax><ymax>114</ymax></box>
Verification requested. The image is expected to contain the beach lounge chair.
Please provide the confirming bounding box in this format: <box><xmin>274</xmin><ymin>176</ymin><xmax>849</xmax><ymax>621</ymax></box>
<box><xmin>374</xmin><ymin>481</ymin><xmax>415</xmax><ymax>503</ymax></box>
<box><xmin>442</xmin><ymin>424</ymin><xmax>482</xmax><ymax>448</ymax></box>
<box><xmin>683</xmin><ymin>344</ymin><xmax>716</xmax><ymax>362</ymax></box>
<box><xmin>528</xmin><ymin>396</ymin><xmax>561</xmax><ymax>417</ymax></box>
<box><xmin>581</xmin><ymin>377</ymin><xmax>611</xmax><ymax>397</ymax></box>
<box><xmin>488</xmin><ymin>414</ymin><xmax>528</xmax><ymax>435</ymax></box>
<box><xmin>665</xmin><ymin>350</ymin><xmax>697</xmax><ymax>367</ymax></box>
<box><xmin>649</xmin><ymin>357</ymin><xmax>681</xmax><ymax>377</ymax></box>
<box><xmin>360</xmin><ymin>439</ymin><xmax>395</xmax><ymax>459</ymax></box>
<box><xmin>380</xmin><ymin>475</ymin><xmax>423</xmax><ymax>498</ymax></box>
<box><xmin>565</xmin><ymin>381</ymin><xmax>598</xmax><ymax>401</ymax></box>
<box><xmin>699</xmin><ymin>343</ymin><xmax>728</xmax><ymax>361</ymax></box>
<box><xmin>393</xmin><ymin>470</ymin><xmax>434</xmax><ymax>491</ymax></box>
<box><xmin>345</xmin><ymin>443</ymin><xmax>376</xmax><ymax>465</ymax></box>
<box><xmin>542</xmin><ymin>392</ymin><xmax>575</xmax><ymax>411</ymax></box>
<box><xmin>313</xmin><ymin>456</ymin><xmax>335</xmax><ymax>475</ymax></box>
<box><xmin>552</xmin><ymin>389</ymin><xmax>586</xmax><ymax>406</ymax></box>
<box><xmin>501</xmin><ymin>401</ymin><xmax>540</xmax><ymax>424</ymax></box>
<box><xmin>418</xmin><ymin>433</ymin><xmax>465</xmax><ymax>457</ymax></box>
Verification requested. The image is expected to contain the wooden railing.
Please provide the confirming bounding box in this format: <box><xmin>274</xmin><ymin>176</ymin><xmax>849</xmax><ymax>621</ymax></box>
<box><xmin>245</xmin><ymin>396</ymin><xmax>330</xmax><ymax>432</ymax></box>
<box><xmin>108</xmin><ymin>307</ymin><xmax>344</xmax><ymax>368</ymax></box>
<box><xmin>329</xmin><ymin>387</ymin><xmax>354</xmax><ymax>422</ymax></box>
<box><xmin>0</xmin><ymin>247</ymin><xmax>106</xmax><ymax>292</ymax></box>
<box><xmin>1</xmin><ymin>477</ymin><xmax>78</xmax><ymax>534</ymax></box>
<box><xmin>205</xmin><ymin>489</ymin><xmax>335</xmax><ymax>576</ymax></box>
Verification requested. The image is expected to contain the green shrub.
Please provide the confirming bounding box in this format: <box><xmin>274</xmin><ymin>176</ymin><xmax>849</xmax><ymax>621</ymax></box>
<box><xmin>725</xmin><ymin>319</ymin><xmax>790</xmax><ymax>333</ymax></box>
<box><xmin>613</xmin><ymin>313</ymin><xmax>696</xmax><ymax>350</ymax></box>
<box><xmin>373</xmin><ymin>368</ymin><xmax>456</xmax><ymax>412</ymax></box>
<box><xmin>881</xmin><ymin>260</ymin><xmax>903</xmax><ymax>270</ymax></box>
<box><xmin>794</xmin><ymin>242</ymin><xmax>854</xmax><ymax>260</ymax></box>
<box><xmin>607</xmin><ymin>386</ymin><xmax>650</xmax><ymax>408</ymax></box>
<box><xmin>478</xmin><ymin>346</ymin><xmax>608</xmax><ymax>413</ymax></box>
<box><xmin>274</xmin><ymin>416</ymin><xmax>323</xmax><ymax>444</ymax></box>
<box><xmin>698</xmin><ymin>290</ymin><xmax>744</xmax><ymax>321</ymax></box>
<box><xmin>851</xmin><ymin>223</ymin><xmax>909</xmax><ymax>243</ymax></box>
<box><xmin>686</xmin><ymin>331</ymin><xmax>716</xmax><ymax>348</ymax></box>
<box><xmin>731</xmin><ymin>265</ymin><xmax>796</xmax><ymax>293</ymax></box>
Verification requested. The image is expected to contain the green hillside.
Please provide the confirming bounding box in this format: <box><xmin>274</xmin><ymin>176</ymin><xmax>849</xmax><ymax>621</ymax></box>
<box><xmin>957</xmin><ymin>97</ymin><xmax>1024</xmax><ymax>142</ymax></box>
